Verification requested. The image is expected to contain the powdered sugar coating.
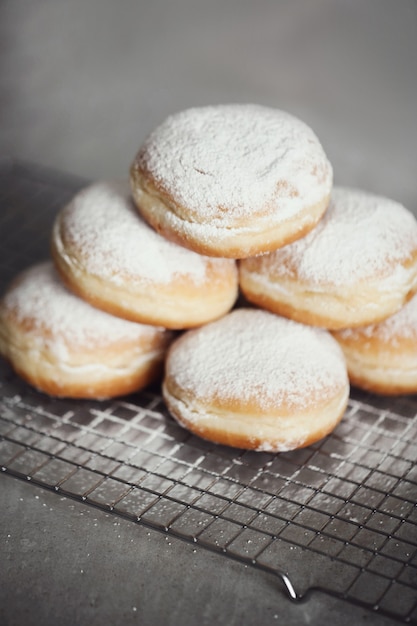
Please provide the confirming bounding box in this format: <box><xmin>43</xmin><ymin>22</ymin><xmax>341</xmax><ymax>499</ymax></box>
<box><xmin>2</xmin><ymin>262</ymin><xmax>163</xmax><ymax>349</ymax></box>
<box><xmin>58</xmin><ymin>180</ymin><xmax>223</xmax><ymax>285</ymax></box>
<box><xmin>338</xmin><ymin>293</ymin><xmax>417</xmax><ymax>343</ymax></box>
<box><xmin>135</xmin><ymin>104</ymin><xmax>332</xmax><ymax>223</ymax></box>
<box><xmin>250</xmin><ymin>187</ymin><xmax>417</xmax><ymax>286</ymax></box>
<box><xmin>166</xmin><ymin>308</ymin><xmax>348</xmax><ymax>411</ymax></box>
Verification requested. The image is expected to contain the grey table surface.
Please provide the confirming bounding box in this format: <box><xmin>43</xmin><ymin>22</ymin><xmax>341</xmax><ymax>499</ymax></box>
<box><xmin>0</xmin><ymin>474</ymin><xmax>399</xmax><ymax>626</ymax></box>
<box><xmin>1</xmin><ymin>162</ymin><xmax>413</xmax><ymax>626</ymax></box>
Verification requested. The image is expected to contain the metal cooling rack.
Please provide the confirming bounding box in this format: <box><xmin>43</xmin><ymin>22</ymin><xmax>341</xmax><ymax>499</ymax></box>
<box><xmin>1</xmin><ymin>161</ymin><xmax>417</xmax><ymax>624</ymax></box>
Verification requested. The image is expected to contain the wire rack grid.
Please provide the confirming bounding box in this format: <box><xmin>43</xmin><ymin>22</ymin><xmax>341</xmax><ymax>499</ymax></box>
<box><xmin>1</xmin><ymin>162</ymin><xmax>416</xmax><ymax>624</ymax></box>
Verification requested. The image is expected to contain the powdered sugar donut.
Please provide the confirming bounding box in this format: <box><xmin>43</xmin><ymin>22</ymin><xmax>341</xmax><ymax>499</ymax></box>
<box><xmin>239</xmin><ymin>187</ymin><xmax>417</xmax><ymax>330</ymax></box>
<box><xmin>51</xmin><ymin>180</ymin><xmax>238</xmax><ymax>329</ymax></box>
<box><xmin>0</xmin><ymin>262</ymin><xmax>174</xmax><ymax>399</ymax></box>
<box><xmin>163</xmin><ymin>309</ymin><xmax>349</xmax><ymax>452</ymax></box>
<box><xmin>130</xmin><ymin>104</ymin><xmax>333</xmax><ymax>258</ymax></box>
<box><xmin>333</xmin><ymin>293</ymin><xmax>417</xmax><ymax>395</ymax></box>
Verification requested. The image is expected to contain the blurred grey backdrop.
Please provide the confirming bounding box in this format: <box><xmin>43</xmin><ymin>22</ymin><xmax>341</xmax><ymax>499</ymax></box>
<box><xmin>1</xmin><ymin>0</ymin><xmax>416</xmax><ymax>210</ymax></box>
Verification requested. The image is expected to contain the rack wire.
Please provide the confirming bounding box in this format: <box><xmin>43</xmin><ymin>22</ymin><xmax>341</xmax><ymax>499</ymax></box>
<box><xmin>1</xmin><ymin>161</ymin><xmax>416</xmax><ymax>624</ymax></box>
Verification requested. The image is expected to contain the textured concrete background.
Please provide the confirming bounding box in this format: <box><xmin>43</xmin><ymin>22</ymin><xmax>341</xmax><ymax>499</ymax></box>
<box><xmin>1</xmin><ymin>0</ymin><xmax>416</xmax><ymax>210</ymax></box>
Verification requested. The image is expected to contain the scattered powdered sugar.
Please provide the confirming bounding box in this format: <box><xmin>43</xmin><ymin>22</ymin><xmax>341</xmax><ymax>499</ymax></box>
<box><xmin>338</xmin><ymin>293</ymin><xmax>417</xmax><ymax>342</ymax></box>
<box><xmin>135</xmin><ymin>104</ymin><xmax>332</xmax><ymax>222</ymax></box>
<box><xmin>253</xmin><ymin>187</ymin><xmax>417</xmax><ymax>286</ymax></box>
<box><xmin>59</xmin><ymin>180</ymin><xmax>218</xmax><ymax>284</ymax></box>
<box><xmin>3</xmin><ymin>262</ymin><xmax>162</xmax><ymax>348</ymax></box>
<box><xmin>167</xmin><ymin>308</ymin><xmax>348</xmax><ymax>410</ymax></box>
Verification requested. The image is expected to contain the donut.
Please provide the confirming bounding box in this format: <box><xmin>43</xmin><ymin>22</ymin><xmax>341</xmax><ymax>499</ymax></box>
<box><xmin>0</xmin><ymin>262</ymin><xmax>174</xmax><ymax>399</ymax></box>
<box><xmin>239</xmin><ymin>187</ymin><xmax>417</xmax><ymax>330</ymax></box>
<box><xmin>51</xmin><ymin>180</ymin><xmax>238</xmax><ymax>329</ymax></box>
<box><xmin>332</xmin><ymin>293</ymin><xmax>417</xmax><ymax>395</ymax></box>
<box><xmin>130</xmin><ymin>104</ymin><xmax>333</xmax><ymax>258</ymax></box>
<box><xmin>163</xmin><ymin>308</ymin><xmax>349</xmax><ymax>452</ymax></box>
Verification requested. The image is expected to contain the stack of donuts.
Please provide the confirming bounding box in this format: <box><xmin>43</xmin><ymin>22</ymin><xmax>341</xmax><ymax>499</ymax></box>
<box><xmin>2</xmin><ymin>104</ymin><xmax>417</xmax><ymax>453</ymax></box>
